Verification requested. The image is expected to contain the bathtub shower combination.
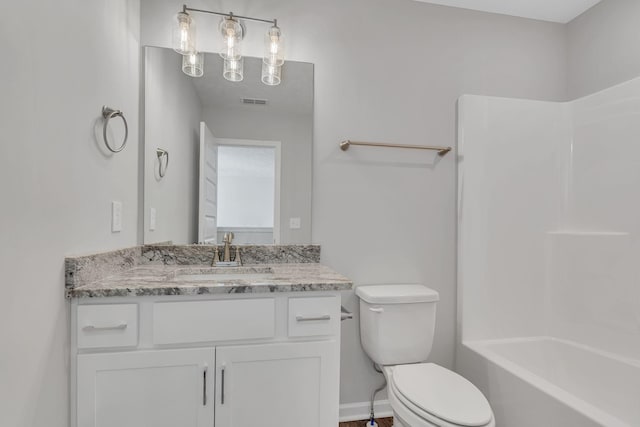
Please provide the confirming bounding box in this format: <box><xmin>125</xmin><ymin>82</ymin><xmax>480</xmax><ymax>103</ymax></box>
<box><xmin>457</xmin><ymin>77</ymin><xmax>640</xmax><ymax>426</ymax></box>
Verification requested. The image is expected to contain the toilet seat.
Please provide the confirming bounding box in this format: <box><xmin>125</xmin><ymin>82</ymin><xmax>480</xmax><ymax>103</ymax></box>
<box><xmin>387</xmin><ymin>363</ymin><xmax>494</xmax><ymax>427</ymax></box>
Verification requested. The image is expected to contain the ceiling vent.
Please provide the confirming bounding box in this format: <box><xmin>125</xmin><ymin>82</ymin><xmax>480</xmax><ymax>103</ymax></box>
<box><xmin>241</xmin><ymin>98</ymin><xmax>268</xmax><ymax>105</ymax></box>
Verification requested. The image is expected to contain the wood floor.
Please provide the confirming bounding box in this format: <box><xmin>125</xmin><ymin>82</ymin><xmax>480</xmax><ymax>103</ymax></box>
<box><xmin>340</xmin><ymin>418</ymin><xmax>393</xmax><ymax>427</ymax></box>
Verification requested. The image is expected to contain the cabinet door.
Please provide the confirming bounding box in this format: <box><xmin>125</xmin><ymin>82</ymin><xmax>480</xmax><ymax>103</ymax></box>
<box><xmin>215</xmin><ymin>341</ymin><xmax>339</xmax><ymax>427</ymax></box>
<box><xmin>77</xmin><ymin>348</ymin><xmax>215</xmax><ymax>427</ymax></box>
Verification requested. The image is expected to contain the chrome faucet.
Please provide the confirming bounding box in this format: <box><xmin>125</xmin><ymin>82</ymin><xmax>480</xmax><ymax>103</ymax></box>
<box><xmin>211</xmin><ymin>233</ymin><xmax>240</xmax><ymax>266</ymax></box>
<box><xmin>222</xmin><ymin>232</ymin><xmax>234</xmax><ymax>262</ymax></box>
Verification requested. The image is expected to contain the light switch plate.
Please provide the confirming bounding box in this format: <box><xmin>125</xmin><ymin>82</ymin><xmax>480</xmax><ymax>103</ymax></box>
<box><xmin>112</xmin><ymin>201</ymin><xmax>122</xmax><ymax>232</ymax></box>
<box><xmin>149</xmin><ymin>207</ymin><xmax>157</xmax><ymax>231</ymax></box>
<box><xmin>289</xmin><ymin>217</ymin><xmax>301</xmax><ymax>229</ymax></box>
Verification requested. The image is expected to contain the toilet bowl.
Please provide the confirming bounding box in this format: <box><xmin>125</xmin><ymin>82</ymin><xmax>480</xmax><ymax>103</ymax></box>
<box><xmin>384</xmin><ymin>364</ymin><xmax>494</xmax><ymax>427</ymax></box>
<box><xmin>356</xmin><ymin>285</ymin><xmax>494</xmax><ymax>427</ymax></box>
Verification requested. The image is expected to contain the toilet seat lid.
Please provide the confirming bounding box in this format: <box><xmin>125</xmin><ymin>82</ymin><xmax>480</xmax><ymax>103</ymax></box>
<box><xmin>392</xmin><ymin>363</ymin><xmax>492</xmax><ymax>427</ymax></box>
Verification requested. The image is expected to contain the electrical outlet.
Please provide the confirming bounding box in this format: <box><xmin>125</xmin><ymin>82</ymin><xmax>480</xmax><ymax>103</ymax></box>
<box><xmin>150</xmin><ymin>207</ymin><xmax>157</xmax><ymax>231</ymax></box>
<box><xmin>289</xmin><ymin>217</ymin><xmax>301</xmax><ymax>229</ymax></box>
<box><xmin>112</xmin><ymin>201</ymin><xmax>122</xmax><ymax>232</ymax></box>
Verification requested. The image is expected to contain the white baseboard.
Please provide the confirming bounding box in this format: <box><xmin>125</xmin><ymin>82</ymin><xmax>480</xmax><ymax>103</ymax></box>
<box><xmin>339</xmin><ymin>400</ymin><xmax>393</xmax><ymax>422</ymax></box>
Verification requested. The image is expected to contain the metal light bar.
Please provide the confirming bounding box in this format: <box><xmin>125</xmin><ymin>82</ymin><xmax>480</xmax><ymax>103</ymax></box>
<box><xmin>183</xmin><ymin>5</ymin><xmax>277</xmax><ymax>25</ymax></box>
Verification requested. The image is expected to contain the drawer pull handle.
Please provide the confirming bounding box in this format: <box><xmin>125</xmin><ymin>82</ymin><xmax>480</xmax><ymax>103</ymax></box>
<box><xmin>82</xmin><ymin>323</ymin><xmax>128</xmax><ymax>331</ymax></box>
<box><xmin>296</xmin><ymin>315</ymin><xmax>331</xmax><ymax>322</ymax></box>
<box><xmin>369</xmin><ymin>307</ymin><xmax>384</xmax><ymax>313</ymax></box>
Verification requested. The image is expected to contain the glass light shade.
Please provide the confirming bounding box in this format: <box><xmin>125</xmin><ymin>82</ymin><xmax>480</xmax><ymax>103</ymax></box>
<box><xmin>182</xmin><ymin>52</ymin><xmax>204</xmax><ymax>77</ymax></box>
<box><xmin>261</xmin><ymin>62</ymin><xmax>282</xmax><ymax>86</ymax></box>
<box><xmin>263</xmin><ymin>26</ymin><xmax>284</xmax><ymax>66</ymax></box>
<box><xmin>223</xmin><ymin>58</ymin><xmax>244</xmax><ymax>82</ymax></box>
<box><xmin>219</xmin><ymin>17</ymin><xmax>243</xmax><ymax>60</ymax></box>
<box><xmin>172</xmin><ymin>12</ymin><xmax>196</xmax><ymax>55</ymax></box>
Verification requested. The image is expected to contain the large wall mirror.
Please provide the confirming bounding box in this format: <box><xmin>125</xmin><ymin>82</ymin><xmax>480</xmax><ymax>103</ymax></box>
<box><xmin>143</xmin><ymin>47</ymin><xmax>313</xmax><ymax>245</ymax></box>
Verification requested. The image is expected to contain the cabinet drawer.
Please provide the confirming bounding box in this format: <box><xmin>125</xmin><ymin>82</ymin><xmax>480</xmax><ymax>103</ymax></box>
<box><xmin>153</xmin><ymin>299</ymin><xmax>275</xmax><ymax>345</ymax></box>
<box><xmin>288</xmin><ymin>296</ymin><xmax>339</xmax><ymax>337</ymax></box>
<box><xmin>77</xmin><ymin>304</ymin><xmax>138</xmax><ymax>349</ymax></box>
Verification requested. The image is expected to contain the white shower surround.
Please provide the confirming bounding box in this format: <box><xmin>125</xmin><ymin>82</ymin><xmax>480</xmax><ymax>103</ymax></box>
<box><xmin>457</xmin><ymin>77</ymin><xmax>640</xmax><ymax>426</ymax></box>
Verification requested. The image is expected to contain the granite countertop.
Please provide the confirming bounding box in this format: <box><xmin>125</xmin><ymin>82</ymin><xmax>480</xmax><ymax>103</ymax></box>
<box><xmin>66</xmin><ymin>263</ymin><xmax>353</xmax><ymax>298</ymax></box>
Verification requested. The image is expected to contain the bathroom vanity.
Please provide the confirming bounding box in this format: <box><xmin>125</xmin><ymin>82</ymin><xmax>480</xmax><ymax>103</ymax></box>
<box><xmin>66</xmin><ymin>45</ymin><xmax>338</xmax><ymax>427</ymax></box>
<box><xmin>66</xmin><ymin>245</ymin><xmax>352</xmax><ymax>427</ymax></box>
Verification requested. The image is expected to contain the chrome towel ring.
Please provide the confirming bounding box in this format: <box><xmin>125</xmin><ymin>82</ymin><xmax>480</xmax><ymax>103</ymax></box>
<box><xmin>102</xmin><ymin>106</ymin><xmax>128</xmax><ymax>153</ymax></box>
<box><xmin>157</xmin><ymin>148</ymin><xmax>169</xmax><ymax>178</ymax></box>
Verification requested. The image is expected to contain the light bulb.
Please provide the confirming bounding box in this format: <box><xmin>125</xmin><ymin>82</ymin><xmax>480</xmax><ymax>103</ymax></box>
<box><xmin>172</xmin><ymin>12</ymin><xmax>196</xmax><ymax>55</ymax></box>
<box><xmin>219</xmin><ymin>16</ymin><xmax>243</xmax><ymax>60</ymax></box>
<box><xmin>263</xmin><ymin>25</ymin><xmax>284</xmax><ymax>66</ymax></box>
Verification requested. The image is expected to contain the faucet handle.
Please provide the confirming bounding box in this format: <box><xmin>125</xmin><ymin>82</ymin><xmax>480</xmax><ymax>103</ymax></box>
<box><xmin>234</xmin><ymin>247</ymin><xmax>242</xmax><ymax>266</ymax></box>
<box><xmin>211</xmin><ymin>246</ymin><xmax>220</xmax><ymax>267</ymax></box>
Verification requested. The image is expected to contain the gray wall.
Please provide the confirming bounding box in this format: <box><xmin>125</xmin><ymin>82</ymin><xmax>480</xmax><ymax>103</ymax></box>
<box><xmin>144</xmin><ymin>47</ymin><xmax>203</xmax><ymax>244</ymax></box>
<box><xmin>0</xmin><ymin>1</ymin><xmax>141</xmax><ymax>426</ymax></box>
<box><xmin>141</xmin><ymin>0</ymin><xmax>567</xmax><ymax>407</ymax></box>
<box><xmin>203</xmin><ymin>107</ymin><xmax>313</xmax><ymax>244</ymax></box>
<box><xmin>567</xmin><ymin>0</ymin><xmax>640</xmax><ymax>99</ymax></box>
<box><xmin>0</xmin><ymin>1</ymin><xmax>587</xmax><ymax>424</ymax></box>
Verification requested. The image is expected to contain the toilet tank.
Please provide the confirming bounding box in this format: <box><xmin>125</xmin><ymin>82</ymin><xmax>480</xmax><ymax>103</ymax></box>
<box><xmin>356</xmin><ymin>285</ymin><xmax>439</xmax><ymax>366</ymax></box>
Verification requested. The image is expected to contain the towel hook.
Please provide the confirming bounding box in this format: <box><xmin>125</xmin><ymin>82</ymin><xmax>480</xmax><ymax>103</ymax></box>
<box><xmin>157</xmin><ymin>148</ymin><xmax>169</xmax><ymax>178</ymax></box>
<box><xmin>102</xmin><ymin>106</ymin><xmax>128</xmax><ymax>153</ymax></box>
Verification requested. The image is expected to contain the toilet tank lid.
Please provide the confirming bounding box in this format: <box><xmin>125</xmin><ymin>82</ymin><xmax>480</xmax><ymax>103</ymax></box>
<box><xmin>356</xmin><ymin>285</ymin><xmax>439</xmax><ymax>304</ymax></box>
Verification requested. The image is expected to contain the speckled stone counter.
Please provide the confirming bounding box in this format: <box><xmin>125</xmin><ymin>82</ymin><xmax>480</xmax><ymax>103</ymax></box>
<box><xmin>66</xmin><ymin>263</ymin><xmax>352</xmax><ymax>298</ymax></box>
<box><xmin>65</xmin><ymin>245</ymin><xmax>352</xmax><ymax>298</ymax></box>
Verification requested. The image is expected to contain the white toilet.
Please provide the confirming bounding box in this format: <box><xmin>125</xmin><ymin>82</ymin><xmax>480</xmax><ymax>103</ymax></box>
<box><xmin>356</xmin><ymin>285</ymin><xmax>495</xmax><ymax>427</ymax></box>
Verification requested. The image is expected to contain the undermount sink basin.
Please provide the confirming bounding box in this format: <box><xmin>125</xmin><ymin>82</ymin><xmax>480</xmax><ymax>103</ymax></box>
<box><xmin>173</xmin><ymin>267</ymin><xmax>274</xmax><ymax>282</ymax></box>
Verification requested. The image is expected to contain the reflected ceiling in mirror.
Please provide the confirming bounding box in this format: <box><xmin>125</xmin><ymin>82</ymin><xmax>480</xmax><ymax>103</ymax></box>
<box><xmin>143</xmin><ymin>47</ymin><xmax>313</xmax><ymax>245</ymax></box>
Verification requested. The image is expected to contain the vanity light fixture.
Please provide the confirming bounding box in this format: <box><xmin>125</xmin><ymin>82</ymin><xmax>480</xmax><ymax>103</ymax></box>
<box><xmin>172</xmin><ymin>11</ymin><xmax>196</xmax><ymax>55</ymax></box>
<box><xmin>173</xmin><ymin>5</ymin><xmax>285</xmax><ymax>85</ymax></box>
<box><xmin>262</xmin><ymin>23</ymin><xmax>284</xmax><ymax>85</ymax></box>
<box><xmin>219</xmin><ymin>15</ymin><xmax>243</xmax><ymax>61</ymax></box>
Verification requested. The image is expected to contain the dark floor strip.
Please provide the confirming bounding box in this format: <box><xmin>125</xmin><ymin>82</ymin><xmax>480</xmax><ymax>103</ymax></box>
<box><xmin>339</xmin><ymin>418</ymin><xmax>393</xmax><ymax>427</ymax></box>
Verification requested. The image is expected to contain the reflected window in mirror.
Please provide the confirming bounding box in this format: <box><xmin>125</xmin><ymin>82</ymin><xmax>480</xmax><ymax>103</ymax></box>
<box><xmin>217</xmin><ymin>143</ymin><xmax>280</xmax><ymax>244</ymax></box>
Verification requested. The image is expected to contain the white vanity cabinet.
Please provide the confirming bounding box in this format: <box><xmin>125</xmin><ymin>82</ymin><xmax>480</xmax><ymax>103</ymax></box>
<box><xmin>215</xmin><ymin>341</ymin><xmax>337</xmax><ymax>427</ymax></box>
<box><xmin>70</xmin><ymin>293</ymin><xmax>341</xmax><ymax>427</ymax></box>
<box><xmin>77</xmin><ymin>348</ymin><xmax>215</xmax><ymax>427</ymax></box>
